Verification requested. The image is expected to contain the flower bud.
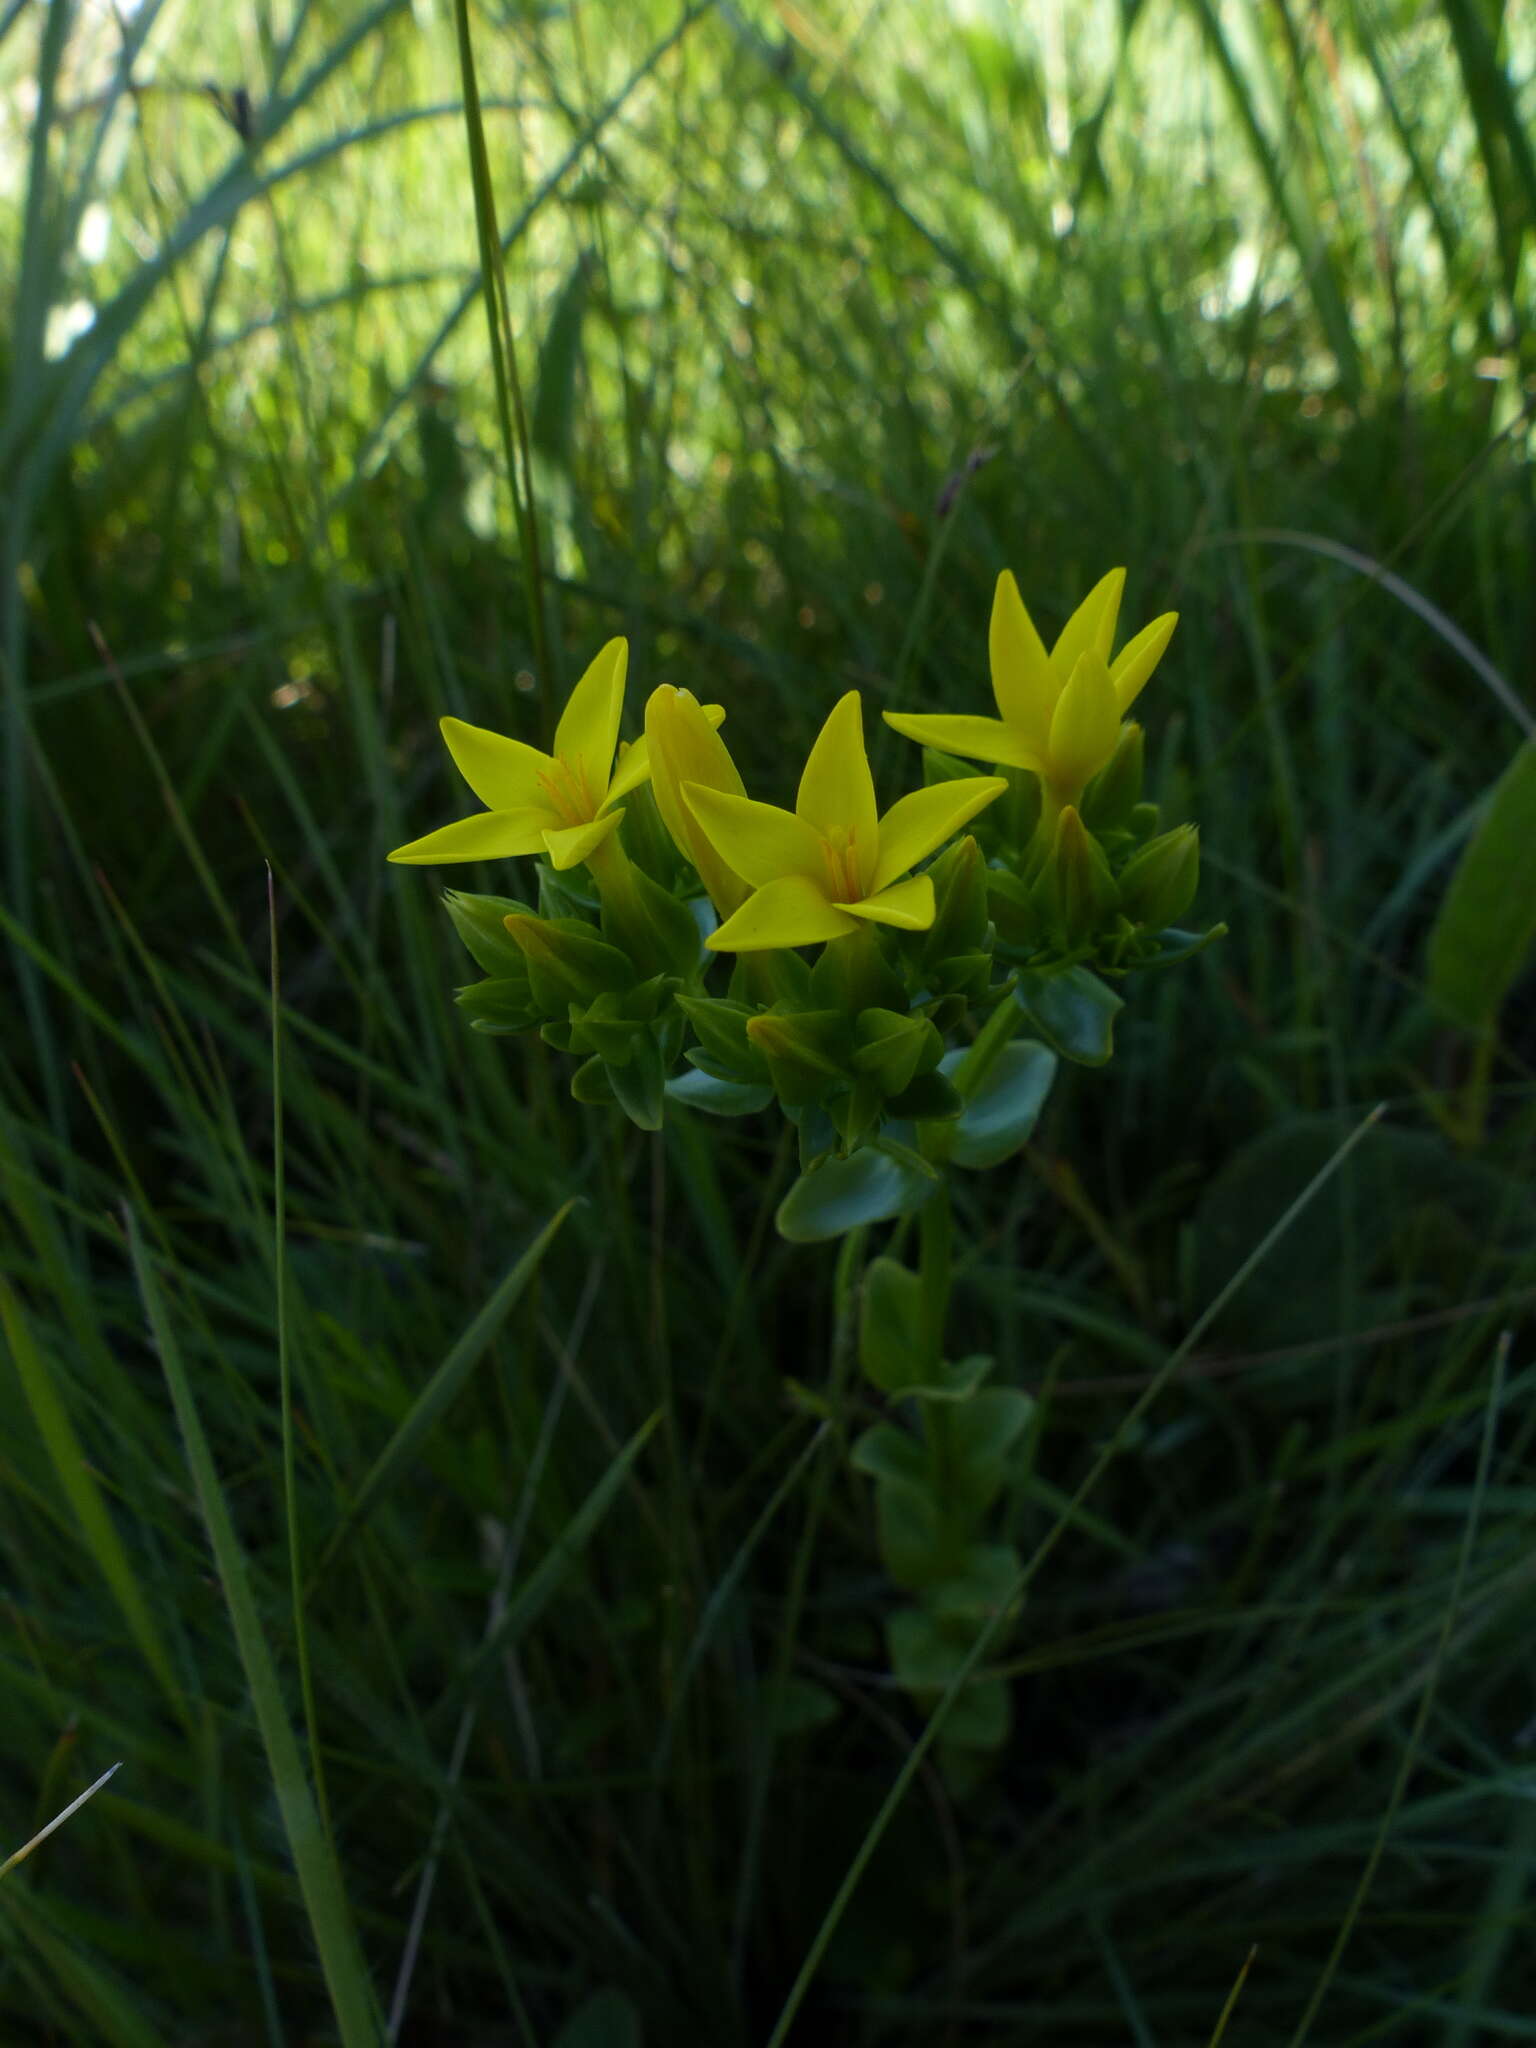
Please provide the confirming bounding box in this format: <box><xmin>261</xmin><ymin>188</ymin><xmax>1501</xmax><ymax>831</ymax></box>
<box><xmin>852</xmin><ymin>1008</ymin><xmax>942</xmax><ymax>1097</ymax></box>
<box><xmin>745</xmin><ymin>1009</ymin><xmax>849</xmax><ymax>1108</ymax></box>
<box><xmin>644</xmin><ymin>686</ymin><xmax>750</xmax><ymax>915</ymax></box>
<box><xmin>1029</xmin><ymin>806</ymin><xmax>1119</xmax><ymax>949</ymax></box>
<box><xmin>503</xmin><ymin>914</ymin><xmax>633</xmax><ymax>1011</ymax></box>
<box><xmin>444</xmin><ymin>890</ymin><xmax>536</xmax><ymax>975</ymax></box>
<box><xmin>920</xmin><ymin>834</ymin><xmax>989</xmax><ymax>961</ymax></box>
<box><xmin>1117</xmin><ymin>824</ymin><xmax>1199</xmax><ymax>931</ymax></box>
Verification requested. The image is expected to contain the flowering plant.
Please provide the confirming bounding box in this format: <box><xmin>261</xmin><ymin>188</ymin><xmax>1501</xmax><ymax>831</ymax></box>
<box><xmin>390</xmin><ymin>567</ymin><xmax>1223</xmax><ymax>1771</ymax></box>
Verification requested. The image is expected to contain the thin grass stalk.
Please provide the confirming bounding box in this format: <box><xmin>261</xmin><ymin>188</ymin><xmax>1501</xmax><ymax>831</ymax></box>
<box><xmin>449</xmin><ymin>0</ymin><xmax>552</xmax><ymax>725</ymax></box>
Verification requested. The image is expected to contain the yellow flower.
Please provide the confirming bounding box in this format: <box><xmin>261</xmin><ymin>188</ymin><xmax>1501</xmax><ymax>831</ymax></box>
<box><xmin>643</xmin><ymin>685</ymin><xmax>751</xmax><ymax>916</ymax></box>
<box><xmin>390</xmin><ymin>639</ymin><xmax>721</xmax><ymax>873</ymax></box>
<box><xmin>883</xmin><ymin>569</ymin><xmax>1177</xmax><ymax>803</ymax></box>
<box><xmin>684</xmin><ymin>691</ymin><xmax>1005</xmax><ymax>952</ymax></box>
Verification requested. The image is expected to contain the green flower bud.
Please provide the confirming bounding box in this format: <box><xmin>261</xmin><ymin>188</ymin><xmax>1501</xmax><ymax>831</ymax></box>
<box><xmin>746</xmin><ymin>1009</ymin><xmax>850</xmax><ymax>1108</ymax></box>
<box><xmin>444</xmin><ymin>891</ymin><xmax>536</xmax><ymax>975</ymax></box>
<box><xmin>1029</xmin><ymin>806</ymin><xmax>1120</xmax><ymax>949</ymax></box>
<box><xmin>920</xmin><ymin>834</ymin><xmax>989</xmax><ymax>961</ymax></box>
<box><xmin>453</xmin><ymin>974</ymin><xmax>537</xmax><ymax>1034</ymax></box>
<box><xmin>676</xmin><ymin>995</ymin><xmax>763</xmax><ymax>1081</ymax></box>
<box><xmin>503</xmin><ymin>914</ymin><xmax>633</xmax><ymax>1012</ymax></box>
<box><xmin>852</xmin><ymin>1008</ymin><xmax>942</xmax><ymax>1097</ymax></box>
<box><xmin>1118</xmin><ymin>824</ymin><xmax>1199</xmax><ymax>931</ymax></box>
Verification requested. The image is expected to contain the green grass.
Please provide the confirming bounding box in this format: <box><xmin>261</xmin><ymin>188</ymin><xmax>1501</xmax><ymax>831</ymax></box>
<box><xmin>2</xmin><ymin>0</ymin><xmax>1534</xmax><ymax>2041</ymax></box>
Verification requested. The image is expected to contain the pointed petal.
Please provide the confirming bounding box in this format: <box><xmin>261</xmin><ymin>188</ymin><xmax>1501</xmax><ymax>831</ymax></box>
<box><xmin>1048</xmin><ymin>649</ymin><xmax>1121</xmax><ymax>791</ymax></box>
<box><xmin>604</xmin><ymin>734</ymin><xmax>653</xmax><ymax>805</ymax></box>
<box><xmin>706</xmin><ymin>874</ymin><xmax>858</xmax><ymax>952</ymax></box>
<box><xmin>869</xmin><ymin>777</ymin><xmax>1008</xmax><ymax>894</ymax></box>
<box><xmin>542</xmin><ymin>811</ymin><xmax>623</xmax><ymax>872</ymax></box>
<box><xmin>642</xmin><ymin>689</ymin><xmax>746</xmax><ymax>910</ymax></box>
<box><xmin>883</xmin><ymin>710</ymin><xmax>1046</xmax><ymax>773</ymax></box>
<box><xmin>1050</xmin><ymin>568</ymin><xmax>1126</xmax><ymax>684</ymax></box>
<box><xmin>388</xmin><ymin>807</ymin><xmax>556</xmax><ymax>865</ymax></box>
<box><xmin>795</xmin><ymin>691</ymin><xmax>878</xmax><ymax>887</ymax></box>
<box><xmin>840</xmin><ymin>874</ymin><xmax>935</xmax><ymax>931</ymax></box>
<box><xmin>440</xmin><ymin>716</ymin><xmax>552</xmax><ymax>811</ymax></box>
<box><xmin>553</xmin><ymin>637</ymin><xmax>628</xmax><ymax>806</ymax></box>
<box><xmin>1110</xmin><ymin>611</ymin><xmax>1178</xmax><ymax>714</ymax></box>
<box><xmin>684</xmin><ymin>784</ymin><xmax>825</xmax><ymax>890</ymax></box>
<box><xmin>989</xmin><ymin>570</ymin><xmax>1056</xmax><ymax>742</ymax></box>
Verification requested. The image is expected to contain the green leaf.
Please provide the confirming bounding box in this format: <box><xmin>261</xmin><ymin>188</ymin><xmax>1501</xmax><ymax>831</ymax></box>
<box><xmin>606</xmin><ymin>1033</ymin><xmax>666</xmax><ymax>1130</ymax></box>
<box><xmin>553</xmin><ymin>1989</ymin><xmax>642</xmax><ymax>2048</ymax></box>
<box><xmin>940</xmin><ymin>1039</ymin><xmax>1057</xmax><ymax>1168</ymax></box>
<box><xmin>1427</xmin><ymin>741</ymin><xmax>1536</xmax><ymax>1035</ymax></box>
<box><xmin>570</xmin><ymin>1054</ymin><xmax>617</xmax><ymax>1105</ymax></box>
<box><xmin>859</xmin><ymin>1256</ymin><xmax>927</xmax><ymax>1392</ymax></box>
<box><xmin>764</xmin><ymin>1676</ymin><xmax>840</xmax><ymax>1738</ymax></box>
<box><xmin>947</xmin><ymin>1389</ymin><xmax>1034</xmax><ymax>1519</ymax></box>
<box><xmin>1014</xmin><ymin>965</ymin><xmax>1122</xmax><ymax>1064</ymax></box>
<box><xmin>850</xmin><ymin>1420</ymin><xmax>928</xmax><ymax>1492</ymax></box>
<box><xmin>454</xmin><ymin>976</ymin><xmax>537</xmax><ymax>1033</ymax></box>
<box><xmin>776</xmin><ymin>1146</ymin><xmax>935</xmax><ymax>1242</ymax></box>
<box><xmin>885</xmin><ymin>1068</ymin><xmax>965</xmax><ymax>1121</ymax></box>
<box><xmin>676</xmin><ymin>994</ymin><xmax>761</xmax><ymax>1075</ymax></box>
<box><xmin>665</xmin><ymin>1069</ymin><xmax>773</xmax><ymax>1117</ymax></box>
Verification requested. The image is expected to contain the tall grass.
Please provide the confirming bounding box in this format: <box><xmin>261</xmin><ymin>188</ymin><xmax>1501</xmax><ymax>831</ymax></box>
<box><xmin>1</xmin><ymin>1</ymin><xmax>1533</xmax><ymax>2040</ymax></box>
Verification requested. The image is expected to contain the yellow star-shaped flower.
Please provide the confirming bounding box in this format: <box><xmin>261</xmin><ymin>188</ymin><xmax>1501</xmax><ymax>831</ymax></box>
<box><xmin>883</xmin><ymin>569</ymin><xmax>1177</xmax><ymax>803</ymax></box>
<box><xmin>684</xmin><ymin>691</ymin><xmax>1006</xmax><ymax>952</ymax></box>
<box><xmin>390</xmin><ymin>639</ymin><xmax>713</xmax><ymax>872</ymax></box>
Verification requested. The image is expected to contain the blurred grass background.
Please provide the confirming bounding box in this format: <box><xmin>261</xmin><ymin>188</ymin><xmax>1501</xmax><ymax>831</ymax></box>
<box><xmin>2</xmin><ymin>0</ymin><xmax>1534</xmax><ymax>2040</ymax></box>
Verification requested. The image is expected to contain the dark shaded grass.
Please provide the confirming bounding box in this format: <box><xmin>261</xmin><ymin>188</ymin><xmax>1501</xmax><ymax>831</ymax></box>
<box><xmin>2</xmin><ymin>1</ymin><xmax>1534</xmax><ymax>2041</ymax></box>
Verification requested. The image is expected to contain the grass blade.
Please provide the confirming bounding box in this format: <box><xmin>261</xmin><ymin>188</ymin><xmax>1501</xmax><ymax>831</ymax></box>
<box><xmin>317</xmin><ymin>1200</ymin><xmax>576</xmax><ymax>1573</ymax></box>
<box><xmin>0</xmin><ymin>1283</ymin><xmax>182</xmax><ymax>1717</ymax></box>
<box><xmin>127</xmin><ymin>1215</ymin><xmax>381</xmax><ymax>2047</ymax></box>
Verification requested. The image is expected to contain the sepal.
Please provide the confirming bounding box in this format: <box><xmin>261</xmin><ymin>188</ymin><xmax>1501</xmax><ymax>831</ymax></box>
<box><xmin>444</xmin><ymin>890</ymin><xmax>536</xmax><ymax>975</ymax></box>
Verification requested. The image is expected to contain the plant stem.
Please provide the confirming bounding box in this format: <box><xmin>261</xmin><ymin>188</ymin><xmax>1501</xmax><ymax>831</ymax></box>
<box><xmin>952</xmin><ymin>983</ymin><xmax>1022</xmax><ymax>1101</ymax></box>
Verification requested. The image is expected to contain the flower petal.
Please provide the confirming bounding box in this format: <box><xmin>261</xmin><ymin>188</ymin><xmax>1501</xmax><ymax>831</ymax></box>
<box><xmin>869</xmin><ymin>777</ymin><xmax>1008</xmax><ymax>894</ymax></box>
<box><xmin>1049</xmin><ymin>568</ymin><xmax>1125</xmax><ymax>684</ymax></box>
<box><xmin>1110</xmin><ymin>611</ymin><xmax>1178</xmax><ymax>715</ymax></box>
<box><xmin>604</xmin><ymin>734</ymin><xmax>653</xmax><ymax>806</ymax></box>
<box><xmin>706</xmin><ymin>874</ymin><xmax>858</xmax><ymax>952</ymax></box>
<box><xmin>614</xmin><ymin>703</ymin><xmax>726</xmax><ymax>810</ymax></box>
<box><xmin>1048</xmin><ymin>649</ymin><xmax>1121</xmax><ymax>791</ymax></box>
<box><xmin>795</xmin><ymin>691</ymin><xmax>878</xmax><ymax>889</ymax></box>
<box><xmin>542</xmin><ymin>811</ymin><xmax>624</xmax><ymax>871</ymax></box>
<box><xmin>989</xmin><ymin>570</ymin><xmax>1056</xmax><ymax>743</ymax></box>
<box><xmin>553</xmin><ymin>637</ymin><xmax>628</xmax><ymax>806</ymax></box>
<box><xmin>388</xmin><ymin>807</ymin><xmax>556</xmax><ymax>865</ymax></box>
<box><xmin>439</xmin><ymin>717</ymin><xmax>553</xmax><ymax>811</ymax></box>
<box><xmin>840</xmin><ymin>874</ymin><xmax>935</xmax><ymax>931</ymax></box>
<box><xmin>883</xmin><ymin>711</ymin><xmax>1047</xmax><ymax>773</ymax></box>
<box><xmin>643</xmin><ymin>689</ymin><xmax>747</xmax><ymax>911</ymax></box>
<box><xmin>684</xmin><ymin>785</ymin><xmax>826</xmax><ymax>890</ymax></box>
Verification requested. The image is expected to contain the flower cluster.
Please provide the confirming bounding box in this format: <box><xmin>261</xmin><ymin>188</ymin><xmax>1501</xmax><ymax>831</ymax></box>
<box><xmin>389</xmin><ymin>569</ymin><xmax>1221</xmax><ymax>1184</ymax></box>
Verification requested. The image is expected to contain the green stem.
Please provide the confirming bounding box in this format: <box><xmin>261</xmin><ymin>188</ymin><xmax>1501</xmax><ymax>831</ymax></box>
<box><xmin>917</xmin><ymin>1171</ymin><xmax>952</xmax><ymax>1370</ymax></box>
<box><xmin>582</xmin><ymin>827</ymin><xmax>652</xmax><ymax>963</ymax></box>
<box><xmin>915</xmin><ymin>1167</ymin><xmax>955</xmax><ymax>1505</ymax></box>
<box><xmin>952</xmin><ymin>983</ymin><xmax>1022</xmax><ymax>1101</ymax></box>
